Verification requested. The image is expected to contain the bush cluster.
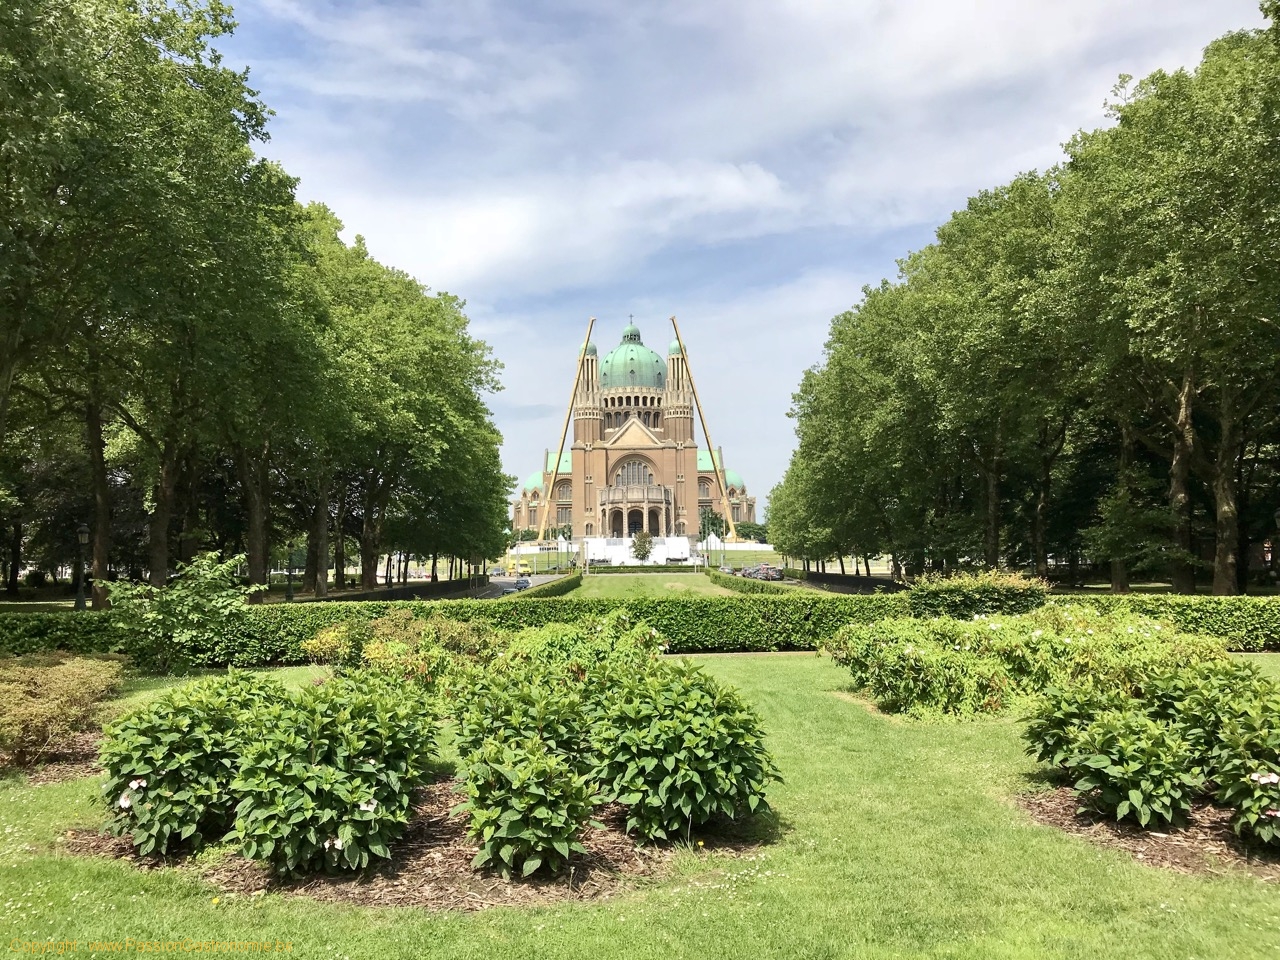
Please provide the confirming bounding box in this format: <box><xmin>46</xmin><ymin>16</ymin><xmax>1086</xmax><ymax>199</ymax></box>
<box><xmin>360</xmin><ymin>611</ymin><xmax>783</xmax><ymax>878</ymax></box>
<box><xmin>100</xmin><ymin>672</ymin><xmax>437</xmax><ymax>871</ymax></box>
<box><xmin>509</xmin><ymin>573</ymin><xmax>582</xmax><ymax>598</ymax></box>
<box><xmin>826</xmin><ymin>606</ymin><xmax>1227</xmax><ymax>717</ymax></box>
<box><xmin>1025</xmin><ymin>660</ymin><xmax>1280</xmax><ymax>846</ymax></box>
<box><xmin>0</xmin><ymin>653</ymin><xmax>124</xmax><ymax>766</ymax></box>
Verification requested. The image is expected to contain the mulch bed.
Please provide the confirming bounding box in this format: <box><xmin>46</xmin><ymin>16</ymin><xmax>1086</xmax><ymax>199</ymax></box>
<box><xmin>1019</xmin><ymin>785</ymin><xmax>1280</xmax><ymax>882</ymax></box>
<box><xmin>15</xmin><ymin>732</ymin><xmax>104</xmax><ymax>787</ymax></box>
<box><xmin>63</xmin><ymin>776</ymin><xmax>771</xmax><ymax>911</ymax></box>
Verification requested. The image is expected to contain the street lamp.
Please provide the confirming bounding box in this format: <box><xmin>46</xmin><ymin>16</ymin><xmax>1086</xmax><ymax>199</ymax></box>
<box><xmin>74</xmin><ymin>523</ymin><xmax>90</xmax><ymax>611</ymax></box>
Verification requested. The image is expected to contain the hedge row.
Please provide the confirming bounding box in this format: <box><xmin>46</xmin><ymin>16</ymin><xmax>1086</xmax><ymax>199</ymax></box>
<box><xmin>706</xmin><ymin>569</ymin><xmax>793</xmax><ymax>595</ymax></box>
<box><xmin>513</xmin><ymin>573</ymin><xmax>582</xmax><ymax>598</ymax></box>
<box><xmin>3</xmin><ymin>590</ymin><xmax>1279</xmax><ymax>666</ymax></box>
<box><xmin>582</xmin><ymin>565</ymin><xmax>696</xmax><ymax>574</ymax></box>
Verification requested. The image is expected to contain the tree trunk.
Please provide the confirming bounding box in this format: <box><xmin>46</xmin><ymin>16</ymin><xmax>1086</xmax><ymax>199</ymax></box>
<box><xmin>6</xmin><ymin>522</ymin><xmax>20</xmax><ymax>595</ymax></box>
<box><xmin>1110</xmin><ymin>558</ymin><xmax>1130</xmax><ymax>594</ymax></box>
<box><xmin>86</xmin><ymin>397</ymin><xmax>112</xmax><ymax>609</ymax></box>
<box><xmin>431</xmin><ymin>552</ymin><xmax>438</xmax><ymax>582</ymax></box>
<box><xmin>302</xmin><ymin>529</ymin><xmax>318</xmax><ymax>594</ymax></box>
<box><xmin>838</xmin><ymin>555</ymin><xmax>845</xmax><ymax>575</ymax></box>
<box><xmin>1168</xmin><ymin>372</ymin><xmax>1197</xmax><ymax>594</ymax></box>
<box><xmin>333</xmin><ymin>483</ymin><xmax>346</xmax><ymax>591</ymax></box>
<box><xmin>313</xmin><ymin>481</ymin><xmax>329</xmax><ymax>599</ymax></box>
<box><xmin>148</xmin><ymin>448</ymin><xmax>180</xmax><ymax>587</ymax></box>
<box><xmin>236</xmin><ymin>444</ymin><xmax>270</xmax><ymax>601</ymax></box>
<box><xmin>983</xmin><ymin>426</ymin><xmax>1003</xmax><ymax>569</ymax></box>
<box><xmin>1210</xmin><ymin>407</ymin><xmax>1241</xmax><ymax>596</ymax></box>
<box><xmin>359</xmin><ymin>520</ymin><xmax>380</xmax><ymax>590</ymax></box>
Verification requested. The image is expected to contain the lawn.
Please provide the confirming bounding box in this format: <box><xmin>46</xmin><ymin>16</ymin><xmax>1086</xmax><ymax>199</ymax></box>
<box><xmin>4</xmin><ymin>655</ymin><xmax>1280</xmax><ymax>959</ymax></box>
<box><xmin>571</xmin><ymin>573</ymin><xmax>737</xmax><ymax>598</ymax></box>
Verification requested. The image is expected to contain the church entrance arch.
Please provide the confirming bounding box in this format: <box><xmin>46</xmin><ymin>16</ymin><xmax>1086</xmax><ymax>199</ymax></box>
<box><xmin>648</xmin><ymin>507</ymin><xmax>662</xmax><ymax>535</ymax></box>
<box><xmin>627</xmin><ymin>509</ymin><xmax>644</xmax><ymax>536</ymax></box>
<box><xmin>610</xmin><ymin>509</ymin><xmax>624</xmax><ymax>538</ymax></box>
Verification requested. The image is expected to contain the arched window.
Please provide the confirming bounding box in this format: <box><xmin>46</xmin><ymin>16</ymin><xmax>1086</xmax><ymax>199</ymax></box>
<box><xmin>585</xmin><ymin>523</ymin><xmax>594</xmax><ymax>536</ymax></box>
<box><xmin>616</xmin><ymin>460</ymin><xmax>654</xmax><ymax>486</ymax></box>
<box><xmin>653</xmin><ymin>412</ymin><xmax>661</xmax><ymax>429</ymax></box>
<box><xmin>698</xmin><ymin>480</ymin><xmax>711</xmax><ymax>498</ymax></box>
<box><xmin>642</xmin><ymin>412</ymin><xmax>651</xmax><ymax>426</ymax></box>
<box><xmin>554</xmin><ymin>482</ymin><xmax>571</xmax><ymax>501</ymax></box>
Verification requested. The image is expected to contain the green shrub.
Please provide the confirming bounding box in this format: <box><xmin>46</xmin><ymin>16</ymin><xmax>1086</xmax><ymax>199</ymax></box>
<box><xmin>457</xmin><ymin>737</ymin><xmax>597</xmax><ymax>878</ymax></box>
<box><xmin>300</xmin><ymin>621</ymin><xmax>370</xmax><ymax>668</ymax></box>
<box><xmin>107</xmin><ymin>552</ymin><xmax>263</xmax><ymax>672</ymax></box>
<box><xmin>588</xmin><ymin>661</ymin><xmax>781</xmax><ymax>841</ymax></box>
<box><xmin>510</xmin><ymin>573</ymin><xmax>582</xmax><ymax>598</ymax></box>
<box><xmin>101</xmin><ymin>672</ymin><xmax>278</xmax><ymax>855</ymax></box>
<box><xmin>1214</xmin><ymin>691</ymin><xmax>1280</xmax><ymax>847</ymax></box>
<box><xmin>1056</xmin><ymin>594</ymin><xmax>1280</xmax><ymax>653</ymax></box>
<box><xmin>1023</xmin><ymin>685</ymin><xmax>1133</xmax><ymax>766</ymax></box>
<box><xmin>230</xmin><ymin>673</ymin><xmax>437</xmax><ymax>875</ymax></box>
<box><xmin>502</xmin><ymin>609</ymin><xmax>665</xmax><ymax>676</ymax></box>
<box><xmin>908</xmin><ymin>570</ymin><xmax>1048</xmax><ymax>620</ymax></box>
<box><xmin>453</xmin><ymin>668</ymin><xmax>591</xmax><ymax>769</ymax></box>
<box><xmin>0</xmin><ymin>653</ymin><xmax>124</xmax><ymax>766</ymax></box>
<box><xmin>861</xmin><ymin>631</ymin><xmax>1014</xmax><ymax>716</ymax></box>
<box><xmin>706</xmin><ymin>570</ymin><xmax>792</xmax><ymax>595</ymax></box>
<box><xmin>1064</xmin><ymin>710</ymin><xmax>1205</xmax><ymax>827</ymax></box>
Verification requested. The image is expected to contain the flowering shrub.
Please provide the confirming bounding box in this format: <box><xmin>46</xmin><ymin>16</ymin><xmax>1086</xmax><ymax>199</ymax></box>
<box><xmin>1214</xmin><ymin>689</ymin><xmax>1280</xmax><ymax>848</ymax></box>
<box><xmin>456</xmin><ymin>738</ymin><xmax>597</xmax><ymax>878</ymax></box>
<box><xmin>1023</xmin><ymin>684</ymin><xmax>1132</xmax><ymax>766</ymax></box>
<box><xmin>588</xmin><ymin>661</ymin><xmax>782</xmax><ymax>841</ymax></box>
<box><xmin>1063</xmin><ymin>710</ymin><xmax>1204</xmax><ymax>827</ymax></box>
<box><xmin>230</xmin><ymin>673</ymin><xmax>437</xmax><ymax>875</ymax></box>
<box><xmin>502</xmin><ymin>609</ymin><xmax>665</xmax><ymax>676</ymax></box>
<box><xmin>101</xmin><ymin>672</ymin><xmax>277</xmax><ymax>855</ymax></box>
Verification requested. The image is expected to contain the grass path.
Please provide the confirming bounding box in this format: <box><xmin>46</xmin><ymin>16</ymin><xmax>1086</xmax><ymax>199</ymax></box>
<box><xmin>3</xmin><ymin>657</ymin><xmax>1279</xmax><ymax>958</ymax></box>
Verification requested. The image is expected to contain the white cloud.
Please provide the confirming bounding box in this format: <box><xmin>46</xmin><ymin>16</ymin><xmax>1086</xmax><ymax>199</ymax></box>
<box><xmin>222</xmin><ymin>0</ymin><xmax>1269</xmax><ymax>514</ymax></box>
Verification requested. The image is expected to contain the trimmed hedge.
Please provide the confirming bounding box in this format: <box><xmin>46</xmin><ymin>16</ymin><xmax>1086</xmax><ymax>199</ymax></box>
<box><xmin>582</xmin><ymin>565</ymin><xmax>695</xmax><ymax>574</ymax></box>
<box><xmin>706</xmin><ymin>569</ymin><xmax>793</xmax><ymax>595</ymax></box>
<box><xmin>512</xmin><ymin>574</ymin><xmax>582</xmax><ymax>599</ymax></box>
<box><xmin>4</xmin><ymin>588</ymin><xmax>1280</xmax><ymax>667</ymax></box>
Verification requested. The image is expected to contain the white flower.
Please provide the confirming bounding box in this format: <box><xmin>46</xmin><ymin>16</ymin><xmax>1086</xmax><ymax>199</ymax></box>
<box><xmin>118</xmin><ymin>793</ymin><xmax>132</xmax><ymax>810</ymax></box>
<box><xmin>358</xmin><ymin>800</ymin><xmax>377</xmax><ymax>812</ymax></box>
<box><xmin>128</xmin><ymin>779</ymin><xmax>147</xmax><ymax>790</ymax></box>
<box><xmin>1031</xmin><ymin>630</ymin><xmax>1043</xmax><ymax>638</ymax></box>
<box><xmin>333</xmin><ymin>837</ymin><xmax>344</xmax><ymax>850</ymax></box>
<box><xmin>1086</xmin><ymin>630</ymin><xmax>1094</xmax><ymax>636</ymax></box>
<box><xmin>1154</xmin><ymin>625</ymin><xmax>1162</xmax><ymax>631</ymax></box>
<box><xmin>989</xmin><ymin>623</ymin><xmax>1000</xmax><ymax>630</ymax></box>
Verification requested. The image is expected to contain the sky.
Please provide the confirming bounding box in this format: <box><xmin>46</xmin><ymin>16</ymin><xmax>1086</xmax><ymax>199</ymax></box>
<box><xmin>216</xmin><ymin>0</ymin><xmax>1267</xmax><ymax>515</ymax></box>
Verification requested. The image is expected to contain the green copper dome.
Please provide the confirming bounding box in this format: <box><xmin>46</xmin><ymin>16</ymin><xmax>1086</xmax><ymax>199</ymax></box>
<box><xmin>599</xmin><ymin>323</ymin><xmax>665</xmax><ymax>389</ymax></box>
<box><xmin>724</xmin><ymin>469</ymin><xmax>745</xmax><ymax>491</ymax></box>
<box><xmin>522</xmin><ymin>470</ymin><xmax>544</xmax><ymax>494</ymax></box>
<box><xmin>668</xmin><ymin>339</ymin><xmax>682</xmax><ymax>356</ymax></box>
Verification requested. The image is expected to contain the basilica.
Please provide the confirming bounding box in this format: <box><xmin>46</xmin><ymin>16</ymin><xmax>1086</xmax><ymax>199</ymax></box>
<box><xmin>511</xmin><ymin>321</ymin><xmax>757</xmax><ymax>539</ymax></box>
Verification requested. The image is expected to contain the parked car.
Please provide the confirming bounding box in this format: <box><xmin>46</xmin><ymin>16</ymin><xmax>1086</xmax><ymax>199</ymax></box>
<box><xmin>489</xmin><ymin>567</ymin><xmax>506</xmax><ymax>577</ymax></box>
<box><xmin>514</xmin><ymin>577</ymin><xmax>531</xmax><ymax>590</ymax></box>
<box><xmin>501</xmin><ymin>587</ymin><xmax>518</xmax><ymax>595</ymax></box>
<box><xmin>719</xmin><ymin>565</ymin><xmax>734</xmax><ymax>574</ymax></box>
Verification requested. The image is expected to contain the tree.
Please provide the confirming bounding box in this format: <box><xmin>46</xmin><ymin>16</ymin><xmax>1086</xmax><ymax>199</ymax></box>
<box><xmin>631</xmin><ymin>530</ymin><xmax>653</xmax><ymax>562</ymax></box>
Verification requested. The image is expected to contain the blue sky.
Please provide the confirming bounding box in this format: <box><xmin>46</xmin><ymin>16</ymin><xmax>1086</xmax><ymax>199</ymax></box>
<box><xmin>216</xmin><ymin>0</ymin><xmax>1266</xmax><ymax>514</ymax></box>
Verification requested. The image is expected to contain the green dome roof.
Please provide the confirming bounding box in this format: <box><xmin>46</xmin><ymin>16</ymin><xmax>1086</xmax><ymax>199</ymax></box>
<box><xmin>600</xmin><ymin>323</ymin><xmax>665</xmax><ymax>389</ymax></box>
<box><xmin>724</xmin><ymin>469</ymin><xmax>745</xmax><ymax>491</ymax></box>
<box><xmin>522</xmin><ymin>471</ymin><xmax>544</xmax><ymax>493</ymax></box>
<box><xmin>581</xmin><ymin>342</ymin><xmax>597</xmax><ymax>356</ymax></box>
<box><xmin>668</xmin><ymin>339</ymin><xmax>682</xmax><ymax>356</ymax></box>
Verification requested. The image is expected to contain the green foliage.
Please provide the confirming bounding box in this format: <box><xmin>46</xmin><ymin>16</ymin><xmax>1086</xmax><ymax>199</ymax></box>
<box><xmin>0</xmin><ymin>653</ymin><xmax>123</xmax><ymax>766</ymax></box>
<box><xmin>1023</xmin><ymin>685</ymin><xmax>1132</xmax><ymax>766</ymax></box>
<box><xmin>828</xmin><ymin>607</ymin><xmax>1228</xmax><ymax>717</ymax></box>
<box><xmin>457</xmin><ymin>738</ymin><xmax>597</xmax><ymax>878</ymax></box>
<box><xmin>300</xmin><ymin>622</ymin><xmax>369</xmax><ymax>668</ymax></box>
<box><xmin>706</xmin><ymin>569</ymin><xmax>792</xmax><ymax>595</ymax></box>
<box><xmin>354</xmin><ymin>609</ymin><xmax>497</xmax><ymax>686</ymax></box>
<box><xmin>907</xmin><ymin>571</ymin><xmax>1048</xmax><ymax>620</ymax></box>
<box><xmin>100</xmin><ymin>672</ymin><xmax>278</xmax><ymax>856</ymax></box>
<box><xmin>589</xmin><ymin>661</ymin><xmax>781</xmax><ymax>841</ymax></box>
<box><xmin>107</xmin><ymin>553</ymin><xmax>262</xmax><ymax>672</ymax></box>
<box><xmin>453</xmin><ymin>669</ymin><xmax>590</xmax><ymax>767</ymax></box>
<box><xmin>631</xmin><ymin>530</ymin><xmax>654</xmax><ymax>562</ymax></box>
<box><xmin>230</xmin><ymin>673</ymin><xmax>437</xmax><ymax>876</ymax></box>
<box><xmin>1063</xmin><ymin>710</ymin><xmax>1204</xmax><ymax>827</ymax></box>
<box><xmin>502</xmin><ymin>609</ymin><xmax>665</xmax><ymax>676</ymax></box>
<box><xmin>1215</xmin><ymin>691</ymin><xmax>1280</xmax><ymax>847</ymax></box>
<box><xmin>511</xmin><ymin>573</ymin><xmax>582</xmax><ymax>598</ymax></box>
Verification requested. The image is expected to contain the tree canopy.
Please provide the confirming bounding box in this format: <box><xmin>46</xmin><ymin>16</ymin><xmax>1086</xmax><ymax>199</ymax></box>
<box><xmin>771</xmin><ymin>10</ymin><xmax>1280</xmax><ymax>595</ymax></box>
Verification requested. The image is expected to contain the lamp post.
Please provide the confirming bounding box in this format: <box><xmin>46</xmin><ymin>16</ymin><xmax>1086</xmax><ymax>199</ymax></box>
<box><xmin>285</xmin><ymin>545</ymin><xmax>295</xmax><ymax>602</ymax></box>
<box><xmin>74</xmin><ymin>523</ymin><xmax>90</xmax><ymax>611</ymax></box>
